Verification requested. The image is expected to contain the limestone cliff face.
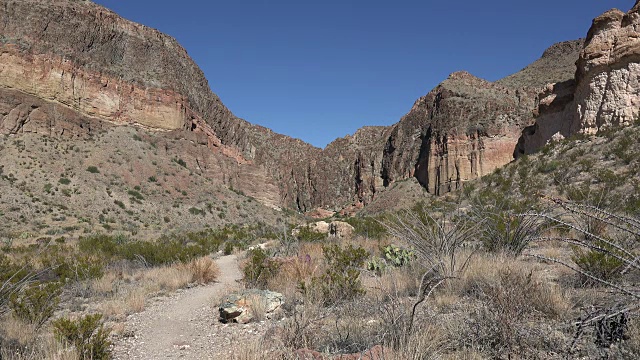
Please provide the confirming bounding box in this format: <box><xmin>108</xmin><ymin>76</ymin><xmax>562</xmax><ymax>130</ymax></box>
<box><xmin>517</xmin><ymin>3</ymin><xmax>640</xmax><ymax>155</ymax></box>
<box><xmin>381</xmin><ymin>72</ymin><xmax>537</xmax><ymax>195</ymax></box>
<box><xmin>0</xmin><ymin>0</ymin><xmax>585</xmax><ymax>213</ymax></box>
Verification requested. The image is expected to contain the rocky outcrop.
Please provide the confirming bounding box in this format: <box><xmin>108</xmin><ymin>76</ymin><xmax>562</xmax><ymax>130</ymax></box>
<box><xmin>384</xmin><ymin>71</ymin><xmax>537</xmax><ymax>195</ymax></box>
<box><xmin>0</xmin><ymin>88</ymin><xmax>106</xmax><ymax>137</ymax></box>
<box><xmin>218</xmin><ymin>289</ymin><xmax>284</xmax><ymax>324</ymax></box>
<box><xmin>516</xmin><ymin>3</ymin><xmax>640</xmax><ymax>155</ymax></box>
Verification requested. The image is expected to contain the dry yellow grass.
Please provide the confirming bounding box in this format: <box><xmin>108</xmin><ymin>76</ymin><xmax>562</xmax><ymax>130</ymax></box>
<box><xmin>140</xmin><ymin>266</ymin><xmax>191</xmax><ymax>292</ymax></box>
<box><xmin>1</xmin><ymin>316</ymin><xmax>37</xmax><ymax>346</ymax></box>
<box><xmin>90</xmin><ymin>271</ymin><xmax>119</xmax><ymax>296</ymax></box>
<box><xmin>125</xmin><ymin>288</ymin><xmax>146</xmax><ymax>313</ymax></box>
<box><xmin>109</xmin><ymin>321</ymin><xmax>126</xmax><ymax>337</ymax></box>
<box><xmin>246</xmin><ymin>293</ymin><xmax>267</xmax><ymax>322</ymax></box>
<box><xmin>180</xmin><ymin>256</ymin><xmax>220</xmax><ymax>284</ymax></box>
<box><xmin>298</xmin><ymin>242</ymin><xmax>324</xmax><ymax>262</ymax></box>
<box><xmin>451</xmin><ymin>253</ymin><xmax>570</xmax><ymax>319</ymax></box>
<box><xmin>364</xmin><ymin>266</ymin><xmax>420</xmax><ymax>301</ymax></box>
<box><xmin>0</xmin><ymin>320</ymin><xmax>78</xmax><ymax>360</ymax></box>
<box><xmin>100</xmin><ymin>299</ymin><xmax>126</xmax><ymax>320</ymax></box>
<box><xmin>267</xmin><ymin>254</ymin><xmax>320</xmax><ymax>300</ymax></box>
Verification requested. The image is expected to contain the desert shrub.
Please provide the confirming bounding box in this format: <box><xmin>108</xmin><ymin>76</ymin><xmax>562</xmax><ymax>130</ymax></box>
<box><xmin>594</xmin><ymin>169</ymin><xmax>625</xmax><ymax>190</ymax></box>
<box><xmin>0</xmin><ymin>256</ymin><xmax>34</xmax><ymax>316</ymax></box>
<box><xmin>296</xmin><ymin>226</ymin><xmax>327</xmax><ymax>242</ymax></box>
<box><xmin>455</xmin><ymin>257</ymin><xmax>569</xmax><ymax>357</ymax></box>
<box><xmin>86</xmin><ymin>166</ymin><xmax>99</xmax><ymax>174</ymax></box>
<box><xmin>384</xmin><ymin>203</ymin><xmax>476</xmax><ymax>279</ymax></box>
<box><xmin>223</xmin><ymin>241</ymin><xmax>235</xmax><ymax>255</ymax></box>
<box><xmin>79</xmin><ymin>233</ymin><xmax>221</xmax><ymax>267</ymax></box>
<box><xmin>470</xmin><ymin>197</ymin><xmax>549</xmax><ymax>255</ymax></box>
<box><xmin>58</xmin><ymin>177</ymin><xmax>71</xmax><ymax>185</ymax></box>
<box><xmin>527</xmin><ymin>199</ymin><xmax>640</xmax><ymax>349</ymax></box>
<box><xmin>9</xmin><ymin>281</ymin><xmax>62</xmax><ymax>328</ymax></box>
<box><xmin>538</xmin><ymin>159</ymin><xmax>560</xmax><ymax>174</ymax></box>
<box><xmin>41</xmin><ymin>248</ymin><xmax>104</xmax><ymax>283</ymax></box>
<box><xmin>572</xmin><ymin>240</ymin><xmax>625</xmax><ymax>286</ymax></box>
<box><xmin>53</xmin><ymin>314</ymin><xmax>111</xmax><ymax>360</ymax></box>
<box><xmin>344</xmin><ymin>216</ymin><xmax>387</xmax><ymax>239</ymax></box>
<box><xmin>480</xmin><ymin>210</ymin><xmax>549</xmax><ymax>255</ymax></box>
<box><xmin>127</xmin><ymin>189</ymin><xmax>144</xmax><ymax>201</ymax></box>
<box><xmin>302</xmin><ymin>244</ymin><xmax>368</xmax><ymax>305</ymax></box>
<box><xmin>188</xmin><ymin>207</ymin><xmax>204</xmax><ymax>216</ymax></box>
<box><xmin>243</xmin><ymin>248</ymin><xmax>280</xmax><ymax>289</ymax></box>
<box><xmin>173</xmin><ymin>158</ymin><xmax>187</xmax><ymax>168</ymax></box>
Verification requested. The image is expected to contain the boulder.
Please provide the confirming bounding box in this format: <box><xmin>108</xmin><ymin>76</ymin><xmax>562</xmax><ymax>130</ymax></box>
<box><xmin>292</xmin><ymin>220</ymin><xmax>354</xmax><ymax>239</ymax></box>
<box><xmin>328</xmin><ymin>221</ymin><xmax>355</xmax><ymax>239</ymax></box>
<box><xmin>218</xmin><ymin>289</ymin><xmax>284</xmax><ymax>324</ymax></box>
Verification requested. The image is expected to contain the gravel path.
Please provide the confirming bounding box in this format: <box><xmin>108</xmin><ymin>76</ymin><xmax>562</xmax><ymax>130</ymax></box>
<box><xmin>112</xmin><ymin>255</ymin><xmax>245</xmax><ymax>359</ymax></box>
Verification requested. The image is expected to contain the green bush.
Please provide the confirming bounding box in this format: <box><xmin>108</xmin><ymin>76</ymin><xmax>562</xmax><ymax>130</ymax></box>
<box><xmin>189</xmin><ymin>207</ymin><xmax>204</xmax><ymax>216</ymax></box>
<box><xmin>53</xmin><ymin>314</ymin><xmax>111</xmax><ymax>360</ymax></box>
<box><xmin>303</xmin><ymin>244</ymin><xmax>368</xmax><ymax>305</ymax></box>
<box><xmin>223</xmin><ymin>242</ymin><xmax>234</xmax><ymax>255</ymax></box>
<box><xmin>344</xmin><ymin>217</ymin><xmax>387</xmax><ymax>239</ymax></box>
<box><xmin>243</xmin><ymin>248</ymin><xmax>279</xmax><ymax>289</ymax></box>
<box><xmin>572</xmin><ymin>241</ymin><xmax>624</xmax><ymax>286</ymax></box>
<box><xmin>10</xmin><ymin>281</ymin><xmax>62</xmax><ymax>328</ymax></box>
<box><xmin>86</xmin><ymin>166</ymin><xmax>99</xmax><ymax>174</ymax></box>
<box><xmin>78</xmin><ymin>232</ymin><xmax>224</xmax><ymax>267</ymax></box>
<box><xmin>127</xmin><ymin>189</ymin><xmax>144</xmax><ymax>201</ymax></box>
<box><xmin>40</xmin><ymin>247</ymin><xmax>104</xmax><ymax>283</ymax></box>
<box><xmin>58</xmin><ymin>177</ymin><xmax>71</xmax><ymax>185</ymax></box>
<box><xmin>472</xmin><ymin>198</ymin><xmax>548</xmax><ymax>256</ymax></box>
<box><xmin>296</xmin><ymin>225</ymin><xmax>327</xmax><ymax>242</ymax></box>
<box><xmin>173</xmin><ymin>158</ymin><xmax>187</xmax><ymax>168</ymax></box>
<box><xmin>1</xmin><ymin>255</ymin><xmax>33</xmax><ymax>316</ymax></box>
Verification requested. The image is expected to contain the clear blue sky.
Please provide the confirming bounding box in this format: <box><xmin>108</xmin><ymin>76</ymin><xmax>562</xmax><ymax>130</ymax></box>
<box><xmin>93</xmin><ymin>0</ymin><xmax>632</xmax><ymax>148</ymax></box>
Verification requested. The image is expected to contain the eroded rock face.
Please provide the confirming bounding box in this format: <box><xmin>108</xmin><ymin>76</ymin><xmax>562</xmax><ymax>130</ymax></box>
<box><xmin>517</xmin><ymin>3</ymin><xmax>640</xmax><ymax>155</ymax></box>
<box><xmin>383</xmin><ymin>71</ymin><xmax>536</xmax><ymax>195</ymax></box>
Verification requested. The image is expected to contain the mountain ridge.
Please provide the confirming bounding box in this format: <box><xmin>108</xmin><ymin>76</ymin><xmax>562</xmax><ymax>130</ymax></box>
<box><xmin>0</xmin><ymin>0</ymin><xmax>592</xmax><ymax>218</ymax></box>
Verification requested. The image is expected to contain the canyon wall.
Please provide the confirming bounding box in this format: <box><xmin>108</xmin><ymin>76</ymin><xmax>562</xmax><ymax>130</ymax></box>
<box><xmin>517</xmin><ymin>2</ymin><xmax>640</xmax><ymax>155</ymax></box>
<box><xmin>0</xmin><ymin>0</ymin><xmax>588</xmax><ymax>213</ymax></box>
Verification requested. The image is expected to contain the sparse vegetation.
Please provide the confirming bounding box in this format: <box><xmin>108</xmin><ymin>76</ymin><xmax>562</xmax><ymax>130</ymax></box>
<box><xmin>52</xmin><ymin>314</ymin><xmax>111</xmax><ymax>360</ymax></box>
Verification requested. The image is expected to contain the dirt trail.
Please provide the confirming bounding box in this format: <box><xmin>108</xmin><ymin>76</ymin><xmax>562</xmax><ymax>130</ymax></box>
<box><xmin>112</xmin><ymin>255</ymin><xmax>243</xmax><ymax>360</ymax></box>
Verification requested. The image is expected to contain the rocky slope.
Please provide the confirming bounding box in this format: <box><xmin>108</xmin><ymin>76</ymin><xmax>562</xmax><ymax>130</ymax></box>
<box><xmin>516</xmin><ymin>1</ymin><xmax>640</xmax><ymax>155</ymax></box>
<box><xmin>0</xmin><ymin>0</ymin><xmax>589</xmax><ymax>219</ymax></box>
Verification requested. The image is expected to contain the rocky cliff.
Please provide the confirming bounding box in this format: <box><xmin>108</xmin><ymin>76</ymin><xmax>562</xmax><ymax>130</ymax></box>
<box><xmin>516</xmin><ymin>2</ymin><xmax>640</xmax><ymax>155</ymax></box>
<box><xmin>0</xmin><ymin>0</ymin><xmax>586</xmax><ymax>214</ymax></box>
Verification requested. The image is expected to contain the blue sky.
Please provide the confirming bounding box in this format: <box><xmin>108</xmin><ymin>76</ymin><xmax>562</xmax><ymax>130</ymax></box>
<box><xmin>93</xmin><ymin>0</ymin><xmax>632</xmax><ymax>148</ymax></box>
